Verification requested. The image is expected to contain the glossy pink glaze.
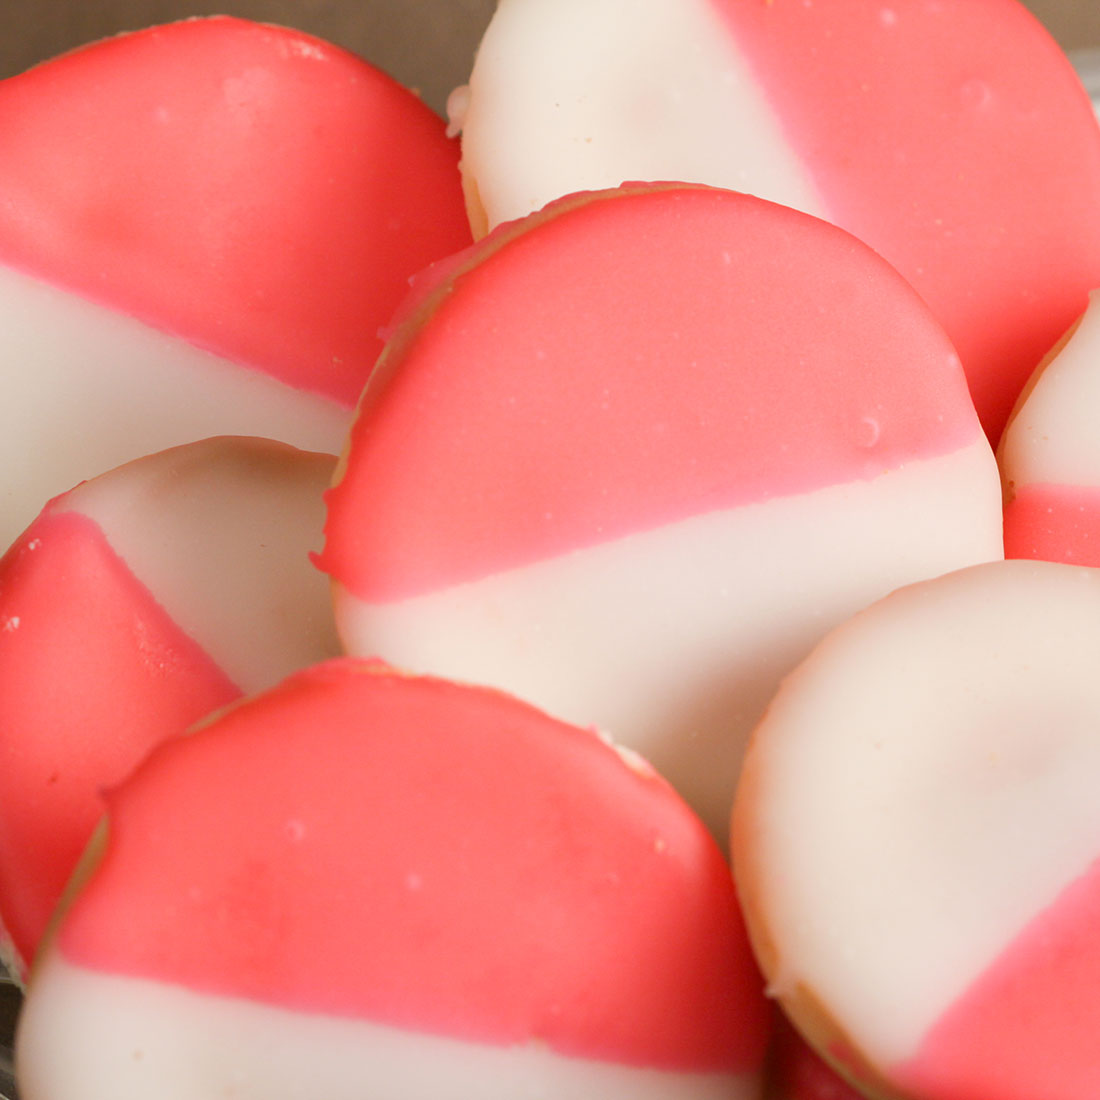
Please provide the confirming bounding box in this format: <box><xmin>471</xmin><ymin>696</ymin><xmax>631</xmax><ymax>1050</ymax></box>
<box><xmin>0</xmin><ymin>510</ymin><xmax>239</xmax><ymax>973</ymax></box>
<box><xmin>58</xmin><ymin>659</ymin><xmax>769</xmax><ymax>1071</ymax></box>
<box><xmin>322</xmin><ymin>186</ymin><xmax>980</xmax><ymax>601</ymax></box>
<box><xmin>0</xmin><ymin>17</ymin><xmax>471</xmax><ymax>405</ymax></box>
<box><xmin>896</xmin><ymin>856</ymin><xmax>1100</xmax><ymax>1100</ymax></box>
<box><xmin>713</xmin><ymin>0</ymin><xmax>1100</xmax><ymax>444</ymax></box>
<box><xmin>1003</xmin><ymin>483</ymin><xmax>1100</xmax><ymax>565</ymax></box>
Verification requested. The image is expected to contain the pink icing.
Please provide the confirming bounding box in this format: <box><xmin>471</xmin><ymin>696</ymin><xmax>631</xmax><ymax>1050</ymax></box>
<box><xmin>1003</xmin><ymin>483</ymin><xmax>1100</xmax><ymax>565</ymax></box>
<box><xmin>58</xmin><ymin>659</ymin><xmax>769</xmax><ymax>1072</ymax></box>
<box><xmin>896</xmin><ymin>855</ymin><xmax>1100</xmax><ymax>1100</ymax></box>
<box><xmin>321</xmin><ymin>185</ymin><xmax>980</xmax><ymax>601</ymax></box>
<box><xmin>0</xmin><ymin>17</ymin><xmax>471</xmax><ymax>406</ymax></box>
<box><xmin>712</xmin><ymin>0</ymin><xmax>1100</xmax><ymax>444</ymax></box>
<box><xmin>0</xmin><ymin>510</ymin><xmax>239</xmax><ymax>973</ymax></box>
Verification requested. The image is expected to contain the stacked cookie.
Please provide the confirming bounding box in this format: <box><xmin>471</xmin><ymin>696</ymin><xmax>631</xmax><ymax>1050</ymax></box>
<box><xmin>3</xmin><ymin>5</ymin><xmax>1100</xmax><ymax>1099</ymax></box>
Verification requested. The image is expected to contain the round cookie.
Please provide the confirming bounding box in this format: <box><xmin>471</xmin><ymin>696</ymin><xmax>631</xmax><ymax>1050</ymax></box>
<box><xmin>16</xmin><ymin>659</ymin><xmax>770</xmax><ymax>1100</ymax></box>
<box><xmin>321</xmin><ymin>183</ymin><xmax>1003</xmax><ymax>841</ymax></box>
<box><xmin>454</xmin><ymin>0</ymin><xmax>1100</xmax><ymax>442</ymax></box>
<box><xmin>0</xmin><ymin>16</ymin><xmax>471</xmax><ymax>550</ymax></box>
<box><xmin>733</xmin><ymin>559</ymin><xmax>1100</xmax><ymax>1100</ymax></box>
<box><xmin>1000</xmin><ymin>289</ymin><xmax>1100</xmax><ymax>564</ymax></box>
<box><xmin>0</xmin><ymin>437</ymin><xmax>338</xmax><ymax>978</ymax></box>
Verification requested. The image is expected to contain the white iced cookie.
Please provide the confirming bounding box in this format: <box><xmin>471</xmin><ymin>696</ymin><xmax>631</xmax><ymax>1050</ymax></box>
<box><xmin>0</xmin><ymin>437</ymin><xmax>338</xmax><ymax>979</ymax></box>
<box><xmin>733</xmin><ymin>558</ymin><xmax>1100</xmax><ymax>1100</ymax></box>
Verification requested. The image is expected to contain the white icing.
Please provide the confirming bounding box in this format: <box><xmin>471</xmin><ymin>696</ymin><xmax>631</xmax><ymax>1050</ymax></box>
<box><xmin>336</xmin><ymin>441</ymin><xmax>1002</xmax><ymax>842</ymax></box>
<box><xmin>55</xmin><ymin>438</ymin><xmax>341</xmax><ymax>694</ymax></box>
<box><xmin>737</xmin><ymin>559</ymin><xmax>1100</xmax><ymax>1065</ymax></box>
<box><xmin>1000</xmin><ymin>288</ymin><xmax>1100</xmax><ymax>489</ymax></box>
<box><xmin>16</xmin><ymin>956</ymin><xmax>757</xmax><ymax>1100</ymax></box>
<box><xmin>0</xmin><ymin>264</ymin><xmax>350</xmax><ymax>555</ymax></box>
<box><xmin>461</xmin><ymin>0</ymin><xmax>825</xmax><ymax>232</ymax></box>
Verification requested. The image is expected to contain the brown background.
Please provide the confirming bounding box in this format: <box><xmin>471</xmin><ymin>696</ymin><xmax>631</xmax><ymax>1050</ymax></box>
<box><xmin>0</xmin><ymin>0</ymin><xmax>497</xmax><ymax>115</ymax></box>
<box><xmin>0</xmin><ymin>1</ymin><xmax>1097</xmax><ymax>117</ymax></box>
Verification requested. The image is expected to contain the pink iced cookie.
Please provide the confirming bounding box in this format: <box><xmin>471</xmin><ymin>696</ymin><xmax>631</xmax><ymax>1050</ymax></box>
<box><xmin>0</xmin><ymin>437</ymin><xmax>338</xmax><ymax>978</ymax></box>
<box><xmin>733</xmin><ymin>559</ymin><xmax>1100</xmax><ymax>1100</ymax></box>
<box><xmin>321</xmin><ymin>184</ymin><xmax>1003</xmax><ymax>840</ymax></box>
<box><xmin>455</xmin><ymin>0</ymin><xmax>1100</xmax><ymax>442</ymax></box>
<box><xmin>16</xmin><ymin>659</ymin><xmax>769</xmax><ymax>1099</ymax></box>
<box><xmin>1000</xmin><ymin>289</ymin><xmax>1100</xmax><ymax>564</ymax></box>
<box><xmin>0</xmin><ymin>16</ymin><xmax>470</xmax><ymax>550</ymax></box>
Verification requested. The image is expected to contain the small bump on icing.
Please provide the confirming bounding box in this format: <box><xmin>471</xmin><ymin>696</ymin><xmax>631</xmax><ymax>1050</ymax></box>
<box><xmin>447</xmin><ymin>84</ymin><xmax>470</xmax><ymax>138</ymax></box>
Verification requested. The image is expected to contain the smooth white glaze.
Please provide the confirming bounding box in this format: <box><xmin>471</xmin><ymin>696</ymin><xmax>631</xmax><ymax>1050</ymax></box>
<box><xmin>736</xmin><ymin>559</ymin><xmax>1100</xmax><ymax>1065</ymax></box>
<box><xmin>337</xmin><ymin>441</ymin><xmax>1002</xmax><ymax>841</ymax></box>
<box><xmin>0</xmin><ymin>264</ymin><xmax>349</xmax><ymax>554</ymax></box>
<box><xmin>16</xmin><ymin>956</ymin><xmax>758</xmax><ymax>1100</ymax></box>
<box><xmin>457</xmin><ymin>0</ymin><xmax>824</xmax><ymax>232</ymax></box>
